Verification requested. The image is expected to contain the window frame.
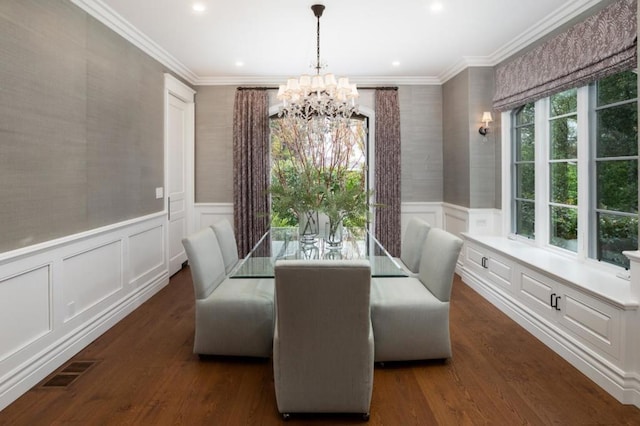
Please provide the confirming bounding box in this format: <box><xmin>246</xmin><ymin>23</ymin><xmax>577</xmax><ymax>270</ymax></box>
<box><xmin>505</xmin><ymin>73</ymin><xmax>638</xmax><ymax>272</ymax></box>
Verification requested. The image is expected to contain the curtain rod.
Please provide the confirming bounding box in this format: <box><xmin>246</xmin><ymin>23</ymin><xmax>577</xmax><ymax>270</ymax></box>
<box><xmin>237</xmin><ymin>86</ymin><xmax>398</xmax><ymax>91</ymax></box>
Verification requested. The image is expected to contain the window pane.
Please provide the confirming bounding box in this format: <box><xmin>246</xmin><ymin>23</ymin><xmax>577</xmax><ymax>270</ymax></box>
<box><xmin>550</xmin><ymin>117</ymin><xmax>578</xmax><ymax>159</ymax></box>
<box><xmin>516</xmin><ymin>125</ymin><xmax>535</xmax><ymax>161</ymax></box>
<box><xmin>596</xmin><ymin>103</ymin><xmax>638</xmax><ymax>157</ymax></box>
<box><xmin>550</xmin><ymin>206</ymin><xmax>577</xmax><ymax>252</ymax></box>
<box><xmin>515</xmin><ymin>200</ymin><xmax>535</xmax><ymax>238</ymax></box>
<box><xmin>516</xmin><ymin>103</ymin><xmax>535</xmax><ymax>126</ymax></box>
<box><xmin>597</xmin><ymin>212</ymin><xmax>638</xmax><ymax>269</ymax></box>
<box><xmin>597</xmin><ymin>70</ymin><xmax>638</xmax><ymax>106</ymax></box>
<box><xmin>550</xmin><ymin>88</ymin><xmax>577</xmax><ymax>117</ymax></box>
<box><xmin>516</xmin><ymin>163</ymin><xmax>535</xmax><ymax>199</ymax></box>
<box><xmin>550</xmin><ymin>162</ymin><xmax>577</xmax><ymax>205</ymax></box>
<box><xmin>597</xmin><ymin>160</ymin><xmax>638</xmax><ymax>213</ymax></box>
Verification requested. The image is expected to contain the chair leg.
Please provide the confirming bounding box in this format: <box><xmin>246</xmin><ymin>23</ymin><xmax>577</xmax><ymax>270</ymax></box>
<box><xmin>362</xmin><ymin>412</ymin><xmax>370</xmax><ymax>421</ymax></box>
<box><xmin>281</xmin><ymin>413</ymin><xmax>290</xmax><ymax>421</ymax></box>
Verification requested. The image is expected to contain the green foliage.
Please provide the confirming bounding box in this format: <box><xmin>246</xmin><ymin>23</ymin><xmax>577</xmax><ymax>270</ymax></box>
<box><xmin>269</xmin><ymin>114</ymin><xmax>371</xmax><ymax>230</ymax></box>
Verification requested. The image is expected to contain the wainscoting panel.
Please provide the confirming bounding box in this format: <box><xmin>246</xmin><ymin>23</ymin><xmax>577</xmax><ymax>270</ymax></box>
<box><xmin>194</xmin><ymin>203</ymin><xmax>234</xmax><ymax>231</ymax></box>
<box><xmin>62</xmin><ymin>241</ymin><xmax>123</xmax><ymax>322</ymax></box>
<box><xmin>442</xmin><ymin>203</ymin><xmax>468</xmax><ymax>239</ymax></box>
<box><xmin>129</xmin><ymin>225</ymin><xmax>165</xmax><ymax>287</ymax></box>
<box><xmin>0</xmin><ymin>266</ymin><xmax>51</xmax><ymax>362</ymax></box>
<box><xmin>0</xmin><ymin>213</ymin><xmax>169</xmax><ymax>411</ymax></box>
<box><xmin>400</xmin><ymin>202</ymin><xmax>443</xmax><ymax>235</ymax></box>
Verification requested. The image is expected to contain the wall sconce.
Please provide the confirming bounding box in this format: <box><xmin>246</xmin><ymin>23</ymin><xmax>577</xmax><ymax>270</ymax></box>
<box><xmin>478</xmin><ymin>111</ymin><xmax>493</xmax><ymax>136</ymax></box>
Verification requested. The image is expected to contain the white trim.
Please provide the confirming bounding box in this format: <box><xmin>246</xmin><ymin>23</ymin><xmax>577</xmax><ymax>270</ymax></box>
<box><xmin>69</xmin><ymin>0</ymin><xmax>198</xmax><ymax>85</ymax></box>
<box><xmin>164</xmin><ymin>74</ymin><xmax>196</xmax><ymax>275</ymax></box>
<box><xmin>194</xmin><ymin>203</ymin><xmax>234</xmax><ymax>231</ymax></box>
<box><xmin>487</xmin><ymin>0</ymin><xmax>604</xmax><ymax>67</ymax></box>
<box><xmin>501</xmin><ymin>111</ymin><xmax>513</xmax><ymax>236</ymax></box>
<box><xmin>0</xmin><ymin>212</ymin><xmax>165</xmax><ymax>265</ymax></box>
<box><xmin>0</xmin><ymin>215</ymin><xmax>170</xmax><ymax>411</ymax></box>
<box><xmin>462</xmin><ymin>266</ymin><xmax>640</xmax><ymax>408</ymax></box>
<box><xmin>70</xmin><ymin>0</ymin><xmax>600</xmax><ymax>87</ymax></box>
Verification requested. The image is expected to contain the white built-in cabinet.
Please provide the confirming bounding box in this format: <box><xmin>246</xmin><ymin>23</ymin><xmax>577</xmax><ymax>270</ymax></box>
<box><xmin>461</xmin><ymin>234</ymin><xmax>639</xmax><ymax>408</ymax></box>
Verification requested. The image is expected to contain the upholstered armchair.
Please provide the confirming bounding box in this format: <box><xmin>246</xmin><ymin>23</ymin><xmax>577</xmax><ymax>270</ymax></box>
<box><xmin>182</xmin><ymin>227</ymin><xmax>274</xmax><ymax>357</ymax></box>
<box><xmin>371</xmin><ymin>227</ymin><xmax>463</xmax><ymax>362</ymax></box>
<box><xmin>273</xmin><ymin>260</ymin><xmax>374</xmax><ymax>419</ymax></box>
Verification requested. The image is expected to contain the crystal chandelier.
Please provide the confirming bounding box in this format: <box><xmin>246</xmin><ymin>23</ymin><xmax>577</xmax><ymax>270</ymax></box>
<box><xmin>277</xmin><ymin>4</ymin><xmax>359</xmax><ymax>120</ymax></box>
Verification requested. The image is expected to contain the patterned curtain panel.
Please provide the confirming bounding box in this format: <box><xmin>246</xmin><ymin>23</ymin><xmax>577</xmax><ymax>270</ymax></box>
<box><xmin>494</xmin><ymin>0</ymin><xmax>637</xmax><ymax>111</ymax></box>
<box><xmin>233</xmin><ymin>89</ymin><xmax>270</xmax><ymax>257</ymax></box>
<box><xmin>374</xmin><ymin>88</ymin><xmax>402</xmax><ymax>257</ymax></box>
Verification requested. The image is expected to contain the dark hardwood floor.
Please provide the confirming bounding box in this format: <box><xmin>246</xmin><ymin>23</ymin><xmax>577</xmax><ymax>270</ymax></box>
<box><xmin>2</xmin><ymin>268</ymin><xmax>639</xmax><ymax>425</ymax></box>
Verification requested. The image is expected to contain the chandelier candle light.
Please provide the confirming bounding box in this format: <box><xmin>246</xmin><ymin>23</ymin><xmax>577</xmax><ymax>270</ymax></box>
<box><xmin>277</xmin><ymin>4</ymin><xmax>359</xmax><ymax>119</ymax></box>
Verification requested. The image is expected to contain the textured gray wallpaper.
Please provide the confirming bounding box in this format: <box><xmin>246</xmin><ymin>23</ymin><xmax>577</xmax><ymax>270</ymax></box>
<box><xmin>194</xmin><ymin>86</ymin><xmax>237</xmax><ymax>203</ymax></box>
<box><xmin>0</xmin><ymin>0</ymin><xmax>164</xmax><ymax>253</ymax></box>
<box><xmin>443</xmin><ymin>69</ymin><xmax>471</xmax><ymax>207</ymax></box>
<box><xmin>468</xmin><ymin>67</ymin><xmax>497</xmax><ymax>209</ymax></box>
<box><xmin>442</xmin><ymin>67</ymin><xmax>499</xmax><ymax>209</ymax></box>
<box><xmin>194</xmin><ymin>85</ymin><xmax>444</xmax><ymax>203</ymax></box>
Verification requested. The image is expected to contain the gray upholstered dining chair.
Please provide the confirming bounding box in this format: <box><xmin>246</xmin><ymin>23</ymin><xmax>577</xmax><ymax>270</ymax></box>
<box><xmin>273</xmin><ymin>260</ymin><xmax>374</xmax><ymax>420</ymax></box>
<box><xmin>396</xmin><ymin>217</ymin><xmax>431</xmax><ymax>276</ymax></box>
<box><xmin>211</xmin><ymin>219</ymin><xmax>240</xmax><ymax>274</ymax></box>
<box><xmin>371</xmin><ymin>227</ymin><xmax>463</xmax><ymax>362</ymax></box>
<box><xmin>182</xmin><ymin>227</ymin><xmax>274</xmax><ymax>357</ymax></box>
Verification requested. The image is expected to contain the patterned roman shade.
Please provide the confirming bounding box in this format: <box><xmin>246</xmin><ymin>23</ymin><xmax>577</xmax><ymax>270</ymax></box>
<box><xmin>494</xmin><ymin>0</ymin><xmax>637</xmax><ymax>111</ymax></box>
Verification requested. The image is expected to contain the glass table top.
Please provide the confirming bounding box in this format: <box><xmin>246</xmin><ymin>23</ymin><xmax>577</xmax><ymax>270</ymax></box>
<box><xmin>230</xmin><ymin>227</ymin><xmax>407</xmax><ymax>278</ymax></box>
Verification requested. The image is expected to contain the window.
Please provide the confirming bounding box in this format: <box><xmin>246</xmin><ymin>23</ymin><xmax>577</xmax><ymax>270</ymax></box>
<box><xmin>549</xmin><ymin>88</ymin><xmax>578</xmax><ymax>252</ymax></box>
<box><xmin>269</xmin><ymin>115</ymin><xmax>369</xmax><ymax>227</ymax></box>
<box><xmin>592</xmin><ymin>71</ymin><xmax>638</xmax><ymax>268</ymax></box>
<box><xmin>510</xmin><ymin>70</ymin><xmax>638</xmax><ymax>269</ymax></box>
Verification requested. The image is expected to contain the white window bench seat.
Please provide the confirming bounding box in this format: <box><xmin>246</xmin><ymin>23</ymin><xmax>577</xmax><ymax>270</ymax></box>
<box><xmin>459</xmin><ymin>233</ymin><xmax>640</xmax><ymax>409</ymax></box>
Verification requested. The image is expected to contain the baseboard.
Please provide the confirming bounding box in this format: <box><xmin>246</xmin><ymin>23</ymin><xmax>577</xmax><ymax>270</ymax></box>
<box><xmin>461</xmin><ymin>267</ymin><xmax>640</xmax><ymax>408</ymax></box>
<box><xmin>0</xmin><ymin>214</ymin><xmax>170</xmax><ymax>411</ymax></box>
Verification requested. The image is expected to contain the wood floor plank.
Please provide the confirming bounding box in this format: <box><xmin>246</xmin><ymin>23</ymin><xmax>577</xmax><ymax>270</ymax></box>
<box><xmin>1</xmin><ymin>268</ymin><xmax>639</xmax><ymax>425</ymax></box>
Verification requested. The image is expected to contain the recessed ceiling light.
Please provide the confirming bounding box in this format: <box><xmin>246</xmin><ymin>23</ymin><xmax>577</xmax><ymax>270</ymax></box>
<box><xmin>430</xmin><ymin>2</ymin><xmax>443</xmax><ymax>13</ymax></box>
<box><xmin>192</xmin><ymin>3</ymin><xmax>206</xmax><ymax>13</ymax></box>
<box><xmin>235</xmin><ymin>61</ymin><xmax>244</xmax><ymax>67</ymax></box>
<box><xmin>392</xmin><ymin>61</ymin><xmax>400</xmax><ymax>67</ymax></box>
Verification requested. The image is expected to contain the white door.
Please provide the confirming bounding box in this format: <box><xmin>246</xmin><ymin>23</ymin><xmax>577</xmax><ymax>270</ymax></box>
<box><xmin>167</xmin><ymin>93</ymin><xmax>188</xmax><ymax>276</ymax></box>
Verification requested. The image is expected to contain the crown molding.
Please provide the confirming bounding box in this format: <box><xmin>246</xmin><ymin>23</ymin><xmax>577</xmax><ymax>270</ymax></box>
<box><xmin>69</xmin><ymin>0</ymin><xmax>198</xmax><ymax>85</ymax></box>
<box><xmin>70</xmin><ymin>0</ymin><xmax>606</xmax><ymax>89</ymax></box>
<box><xmin>488</xmin><ymin>0</ymin><xmax>605</xmax><ymax>66</ymax></box>
<box><xmin>193</xmin><ymin>75</ymin><xmax>441</xmax><ymax>86</ymax></box>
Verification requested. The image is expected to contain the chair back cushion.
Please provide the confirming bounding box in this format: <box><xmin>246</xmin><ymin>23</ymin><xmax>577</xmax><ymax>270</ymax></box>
<box><xmin>401</xmin><ymin>217</ymin><xmax>431</xmax><ymax>273</ymax></box>
<box><xmin>182</xmin><ymin>227</ymin><xmax>226</xmax><ymax>299</ymax></box>
<box><xmin>211</xmin><ymin>220</ymin><xmax>239</xmax><ymax>274</ymax></box>
<box><xmin>417</xmin><ymin>228</ymin><xmax>463</xmax><ymax>302</ymax></box>
<box><xmin>273</xmin><ymin>259</ymin><xmax>373</xmax><ymax>413</ymax></box>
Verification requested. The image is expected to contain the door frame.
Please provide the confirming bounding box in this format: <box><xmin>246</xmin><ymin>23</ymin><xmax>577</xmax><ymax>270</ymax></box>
<box><xmin>164</xmin><ymin>74</ymin><xmax>196</xmax><ymax>271</ymax></box>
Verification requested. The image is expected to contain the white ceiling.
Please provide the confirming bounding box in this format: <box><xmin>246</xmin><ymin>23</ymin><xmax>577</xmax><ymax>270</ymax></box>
<box><xmin>75</xmin><ymin>0</ymin><xmax>608</xmax><ymax>85</ymax></box>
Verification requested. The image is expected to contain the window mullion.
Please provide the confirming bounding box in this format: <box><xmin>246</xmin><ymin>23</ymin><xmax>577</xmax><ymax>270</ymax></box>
<box><xmin>576</xmin><ymin>85</ymin><xmax>590</xmax><ymax>261</ymax></box>
<box><xmin>502</xmin><ymin>111</ymin><xmax>513</xmax><ymax>237</ymax></box>
<box><xmin>535</xmin><ymin>97</ymin><xmax>548</xmax><ymax>248</ymax></box>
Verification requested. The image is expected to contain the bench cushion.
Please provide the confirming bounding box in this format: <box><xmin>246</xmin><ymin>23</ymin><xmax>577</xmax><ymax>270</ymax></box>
<box><xmin>370</xmin><ymin>277</ymin><xmax>451</xmax><ymax>362</ymax></box>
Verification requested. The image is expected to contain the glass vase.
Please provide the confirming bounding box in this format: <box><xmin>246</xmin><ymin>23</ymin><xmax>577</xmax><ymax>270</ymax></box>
<box><xmin>325</xmin><ymin>220</ymin><xmax>343</xmax><ymax>249</ymax></box>
<box><xmin>299</xmin><ymin>210</ymin><xmax>319</xmax><ymax>245</ymax></box>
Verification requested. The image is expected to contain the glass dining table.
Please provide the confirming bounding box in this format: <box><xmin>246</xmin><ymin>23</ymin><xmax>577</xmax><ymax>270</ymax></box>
<box><xmin>230</xmin><ymin>227</ymin><xmax>407</xmax><ymax>278</ymax></box>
